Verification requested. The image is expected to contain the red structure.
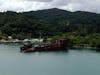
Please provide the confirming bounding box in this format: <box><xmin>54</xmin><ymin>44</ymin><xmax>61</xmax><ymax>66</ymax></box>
<box><xmin>20</xmin><ymin>38</ymin><xmax>68</xmax><ymax>53</ymax></box>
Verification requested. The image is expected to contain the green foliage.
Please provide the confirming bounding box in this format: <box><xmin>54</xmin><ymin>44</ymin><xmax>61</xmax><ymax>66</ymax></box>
<box><xmin>51</xmin><ymin>35</ymin><xmax>61</xmax><ymax>41</ymax></box>
<box><xmin>0</xmin><ymin>9</ymin><xmax>100</xmax><ymax>49</ymax></box>
<box><xmin>65</xmin><ymin>33</ymin><xmax>100</xmax><ymax>48</ymax></box>
<box><xmin>0</xmin><ymin>8</ymin><xmax>100</xmax><ymax>38</ymax></box>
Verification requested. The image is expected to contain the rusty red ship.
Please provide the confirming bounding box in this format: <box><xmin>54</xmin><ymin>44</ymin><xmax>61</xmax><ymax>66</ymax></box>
<box><xmin>20</xmin><ymin>38</ymin><xmax>68</xmax><ymax>53</ymax></box>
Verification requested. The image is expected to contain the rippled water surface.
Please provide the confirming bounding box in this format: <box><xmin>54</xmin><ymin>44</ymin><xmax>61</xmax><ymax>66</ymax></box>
<box><xmin>0</xmin><ymin>43</ymin><xmax>100</xmax><ymax>75</ymax></box>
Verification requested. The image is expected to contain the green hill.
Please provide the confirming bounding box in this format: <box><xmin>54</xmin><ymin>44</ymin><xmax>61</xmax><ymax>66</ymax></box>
<box><xmin>0</xmin><ymin>8</ymin><xmax>100</xmax><ymax>39</ymax></box>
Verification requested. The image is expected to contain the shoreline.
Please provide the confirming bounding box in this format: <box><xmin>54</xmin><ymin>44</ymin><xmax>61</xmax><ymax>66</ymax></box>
<box><xmin>0</xmin><ymin>39</ymin><xmax>100</xmax><ymax>50</ymax></box>
<box><xmin>69</xmin><ymin>45</ymin><xmax>100</xmax><ymax>50</ymax></box>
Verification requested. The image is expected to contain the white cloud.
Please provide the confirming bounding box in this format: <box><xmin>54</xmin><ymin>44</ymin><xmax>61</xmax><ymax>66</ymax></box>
<box><xmin>61</xmin><ymin>0</ymin><xmax>100</xmax><ymax>13</ymax></box>
<box><xmin>0</xmin><ymin>0</ymin><xmax>51</xmax><ymax>12</ymax></box>
<box><xmin>0</xmin><ymin>0</ymin><xmax>100</xmax><ymax>13</ymax></box>
<box><xmin>25</xmin><ymin>0</ymin><xmax>53</xmax><ymax>2</ymax></box>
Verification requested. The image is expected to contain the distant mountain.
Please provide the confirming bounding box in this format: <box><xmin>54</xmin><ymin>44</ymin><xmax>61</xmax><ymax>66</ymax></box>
<box><xmin>24</xmin><ymin>8</ymin><xmax>70</xmax><ymax>20</ymax></box>
<box><xmin>24</xmin><ymin>8</ymin><xmax>100</xmax><ymax>24</ymax></box>
<box><xmin>0</xmin><ymin>8</ymin><xmax>100</xmax><ymax>38</ymax></box>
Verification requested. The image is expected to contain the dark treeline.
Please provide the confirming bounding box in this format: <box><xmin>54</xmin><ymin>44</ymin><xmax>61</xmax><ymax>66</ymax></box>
<box><xmin>0</xmin><ymin>8</ymin><xmax>100</xmax><ymax>48</ymax></box>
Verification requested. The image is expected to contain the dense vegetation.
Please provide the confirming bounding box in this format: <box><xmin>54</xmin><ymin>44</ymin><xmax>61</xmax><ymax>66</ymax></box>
<box><xmin>0</xmin><ymin>8</ymin><xmax>100</xmax><ymax>48</ymax></box>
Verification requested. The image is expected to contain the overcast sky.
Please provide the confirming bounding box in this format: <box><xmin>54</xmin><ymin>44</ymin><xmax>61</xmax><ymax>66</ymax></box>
<box><xmin>0</xmin><ymin>0</ymin><xmax>100</xmax><ymax>13</ymax></box>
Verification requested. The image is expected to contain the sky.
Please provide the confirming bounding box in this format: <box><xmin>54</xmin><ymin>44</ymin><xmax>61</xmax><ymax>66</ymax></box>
<box><xmin>0</xmin><ymin>0</ymin><xmax>100</xmax><ymax>13</ymax></box>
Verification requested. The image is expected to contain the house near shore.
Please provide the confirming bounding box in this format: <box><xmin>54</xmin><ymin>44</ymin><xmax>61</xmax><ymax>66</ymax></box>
<box><xmin>31</xmin><ymin>39</ymin><xmax>43</xmax><ymax>42</ymax></box>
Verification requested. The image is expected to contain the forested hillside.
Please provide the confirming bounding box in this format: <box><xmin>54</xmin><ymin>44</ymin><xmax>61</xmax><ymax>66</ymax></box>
<box><xmin>0</xmin><ymin>8</ymin><xmax>100</xmax><ymax>39</ymax></box>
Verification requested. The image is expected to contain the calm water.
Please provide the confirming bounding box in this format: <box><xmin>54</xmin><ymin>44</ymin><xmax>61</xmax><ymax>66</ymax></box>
<box><xmin>0</xmin><ymin>43</ymin><xmax>100</xmax><ymax>75</ymax></box>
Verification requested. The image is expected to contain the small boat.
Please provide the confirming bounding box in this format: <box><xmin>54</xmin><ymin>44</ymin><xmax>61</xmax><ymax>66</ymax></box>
<box><xmin>20</xmin><ymin>38</ymin><xmax>68</xmax><ymax>53</ymax></box>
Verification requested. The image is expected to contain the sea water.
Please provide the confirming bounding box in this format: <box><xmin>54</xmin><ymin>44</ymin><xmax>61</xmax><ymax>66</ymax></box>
<box><xmin>0</xmin><ymin>43</ymin><xmax>100</xmax><ymax>75</ymax></box>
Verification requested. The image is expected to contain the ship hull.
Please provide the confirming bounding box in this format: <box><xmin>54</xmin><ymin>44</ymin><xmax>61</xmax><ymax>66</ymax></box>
<box><xmin>20</xmin><ymin>38</ymin><xmax>68</xmax><ymax>53</ymax></box>
<box><xmin>20</xmin><ymin>46</ymin><xmax>67</xmax><ymax>53</ymax></box>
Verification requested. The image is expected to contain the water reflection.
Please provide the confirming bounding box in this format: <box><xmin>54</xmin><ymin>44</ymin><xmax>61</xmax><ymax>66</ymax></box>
<box><xmin>23</xmin><ymin>50</ymin><xmax>69</xmax><ymax>56</ymax></box>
